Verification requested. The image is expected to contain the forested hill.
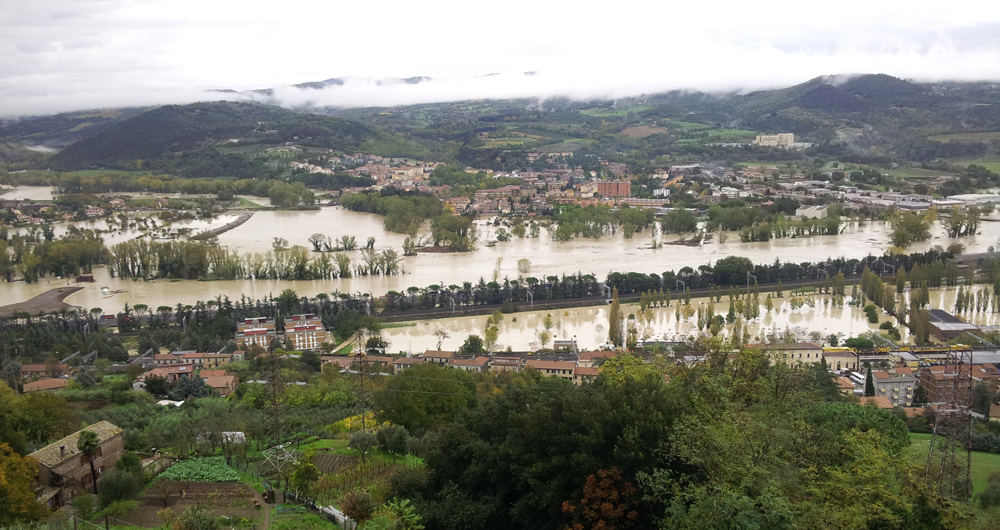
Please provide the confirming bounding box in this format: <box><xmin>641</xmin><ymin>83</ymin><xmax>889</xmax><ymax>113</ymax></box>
<box><xmin>0</xmin><ymin>107</ymin><xmax>146</xmax><ymax>148</ymax></box>
<box><xmin>46</xmin><ymin>101</ymin><xmax>396</xmax><ymax>177</ymax></box>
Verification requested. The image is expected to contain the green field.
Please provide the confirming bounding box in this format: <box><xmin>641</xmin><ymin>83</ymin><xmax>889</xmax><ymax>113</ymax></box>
<box><xmin>484</xmin><ymin>138</ymin><xmax>534</xmax><ymax>147</ymax></box>
<box><xmin>906</xmin><ymin>433</ymin><xmax>1000</xmax><ymax>496</ymax></box>
<box><xmin>929</xmin><ymin>132</ymin><xmax>1000</xmax><ymax>143</ymax></box>
<box><xmin>537</xmin><ymin>139</ymin><xmax>596</xmax><ymax>153</ymax></box>
<box><xmin>951</xmin><ymin>159</ymin><xmax>1000</xmax><ymax>173</ymax></box>
<box><xmin>885</xmin><ymin>166</ymin><xmax>954</xmax><ymax>179</ymax></box>
<box><xmin>580</xmin><ymin>106</ymin><xmax>651</xmax><ymax>117</ymax></box>
<box><xmin>663</xmin><ymin>120</ymin><xmax>712</xmax><ymax>130</ymax></box>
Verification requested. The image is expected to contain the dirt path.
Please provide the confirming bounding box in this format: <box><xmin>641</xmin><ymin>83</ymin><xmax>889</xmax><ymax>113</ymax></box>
<box><xmin>0</xmin><ymin>286</ymin><xmax>83</xmax><ymax>316</ymax></box>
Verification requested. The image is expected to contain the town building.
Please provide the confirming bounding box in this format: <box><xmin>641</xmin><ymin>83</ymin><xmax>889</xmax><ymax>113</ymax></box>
<box><xmin>392</xmin><ymin>357</ymin><xmax>424</xmax><ymax>372</ymax></box>
<box><xmin>525</xmin><ymin>360</ymin><xmax>575</xmax><ymax>381</ymax></box>
<box><xmin>795</xmin><ymin>205</ymin><xmax>829</xmax><ymax>219</ymax></box>
<box><xmin>760</xmin><ymin>342</ymin><xmax>825</xmax><ymax>364</ymax></box>
<box><xmin>450</xmin><ymin>357</ymin><xmax>490</xmax><ymax>373</ymax></box>
<box><xmin>926</xmin><ymin>310</ymin><xmax>980</xmax><ymax>341</ymax></box>
<box><xmin>20</xmin><ymin>363</ymin><xmax>69</xmax><ymax>379</ymax></box>
<box><xmin>284</xmin><ymin>314</ymin><xmax>330</xmax><ymax>351</ymax></box>
<box><xmin>573</xmin><ymin>366</ymin><xmax>600</xmax><ymax>385</ymax></box>
<box><xmin>490</xmin><ymin>357</ymin><xmax>523</xmax><ymax>373</ymax></box>
<box><xmin>597</xmin><ymin>181</ymin><xmax>631</xmax><ymax>198</ymax></box>
<box><xmin>202</xmin><ymin>374</ymin><xmax>239</xmax><ymax>396</ymax></box>
<box><xmin>23</xmin><ymin>378</ymin><xmax>69</xmax><ymax>393</ymax></box>
<box><xmin>137</xmin><ymin>364</ymin><xmax>196</xmax><ymax>384</ymax></box>
<box><xmin>236</xmin><ymin>317</ymin><xmax>277</xmax><ymax>349</ymax></box>
<box><xmin>871</xmin><ymin>367</ymin><xmax>917</xmax><ymax>407</ymax></box>
<box><xmin>919</xmin><ymin>364</ymin><xmax>999</xmax><ymax>403</ymax></box>
<box><xmin>823</xmin><ymin>348</ymin><xmax>859</xmax><ymax>372</ymax></box>
<box><xmin>577</xmin><ymin>351</ymin><xmax>615</xmax><ymax>368</ymax></box>
<box><xmin>30</xmin><ymin>421</ymin><xmax>124</xmax><ymax>508</ymax></box>
<box><xmin>423</xmin><ymin>350</ymin><xmax>455</xmax><ymax>365</ymax></box>
<box><xmin>754</xmin><ymin>133</ymin><xmax>795</xmax><ymax>147</ymax></box>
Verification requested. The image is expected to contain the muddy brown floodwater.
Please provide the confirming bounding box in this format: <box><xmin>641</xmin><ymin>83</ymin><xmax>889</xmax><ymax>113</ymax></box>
<box><xmin>4</xmin><ymin>186</ymin><xmax>1000</xmax><ymax>317</ymax></box>
<box><xmin>384</xmin><ymin>288</ymin><xmax>1000</xmax><ymax>353</ymax></box>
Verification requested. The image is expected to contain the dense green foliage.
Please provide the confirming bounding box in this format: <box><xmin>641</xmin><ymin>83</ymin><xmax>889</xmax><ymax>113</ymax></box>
<box><xmin>158</xmin><ymin>456</ymin><xmax>240</xmax><ymax>482</ymax></box>
<box><xmin>341</xmin><ymin>191</ymin><xmax>443</xmax><ymax>234</ymax></box>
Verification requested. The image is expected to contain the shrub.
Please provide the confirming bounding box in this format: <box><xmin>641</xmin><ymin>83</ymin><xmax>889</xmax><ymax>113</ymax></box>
<box><xmin>71</xmin><ymin>494</ymin><xmax>97</xmax><ymax>521</ymax></box>
<box><xmin>97</xmin><ymin>468</ymin><xmax>139</xmax><ymax>507</ymax></box>
<box><xmin>175</xmin><ymin>505</ymin><xmax>218</xmax><ymax>530</ymax></box>
<box><xmin>341</xmin><ymin>489</ymin><xmax>376</xmax><ymax>525</ymax></box>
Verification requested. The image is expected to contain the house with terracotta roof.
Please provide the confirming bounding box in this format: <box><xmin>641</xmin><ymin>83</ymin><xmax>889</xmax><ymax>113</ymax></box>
<box><xmin>577</xmin><ymin>351</ymin><xmax>616</xmax><ymax>368</ymax></box>
<box><xmin>490</xmin><ymin>356</ymin><xmax>523</xmax><ymax>373</ymax></box>
<box><xmin>573</xmin><ymin>366</ymin><xmax>599</xmax><ymax>385</ymax></box>
<box><xmin>393</xmin><ymin>357</ymin><xmax>424</xmax><ymax>372</ymax></box>
<box><xmin>198</xmin><ymin>369</ymin><xmax>228</xmax><ymax>378</ymax></box>
<box><xmin>137</xmin><ymin>364</ymin><xmax>196</xmax><ymax>383</ymax></box>
<box><xmin>202</xmin><ymin>375</ymin><xmax>239</xmax><ymax>396</ymax></box>
<box><xmin>20</xmin><ymin>363</ymin><xmax>69</xmax><ymax>379</ymax></box>
<box><xmin>423</xmin><ymin>350</ymin><xmax>455</xmax><ymax>365</ymax></box>
<box><xmin>322</xmin><ymin>356</ymin><xmax>355</xmax><ymax>371</ymax></box>
<box><xmin>450</xmin><ymin>357</ymin><xmax>490</xmax><ymax>373</ymax></box>
<box><xmin>29</xmin><ymin>421</ymin><xmax>124</xmax><ymax>508</ymax></box>
<box><xmin>525</xmin><ymin>360</ymin><xmax>575</xmax><ymax>381</ymax></box>
<box><xmin>836</xmin><ymin>376</ymin><xmax>858</xmax><ymax>397</ymax></box>
<box><xmin>823</xmin><ymin>348</ymin><xmax>859</xmax><ymax>372</ymax></box>
<box><xmin>24</xmin><ymin>378</ymin><xmax>69</xmax><ymax>393</ymax></box>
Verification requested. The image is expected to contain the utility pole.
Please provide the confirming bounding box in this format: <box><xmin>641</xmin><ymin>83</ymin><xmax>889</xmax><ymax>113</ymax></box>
<box><xmin>926</xmin><ymin>345</ymin><xmax>973</xmax><ymax>500</ymax></box>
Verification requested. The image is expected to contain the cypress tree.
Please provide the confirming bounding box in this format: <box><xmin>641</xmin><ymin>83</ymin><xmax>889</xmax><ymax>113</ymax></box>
<box><xmin>865</xmin><ymin>366</ymin><xmax>876</xmax><ymax>397</ymax></box>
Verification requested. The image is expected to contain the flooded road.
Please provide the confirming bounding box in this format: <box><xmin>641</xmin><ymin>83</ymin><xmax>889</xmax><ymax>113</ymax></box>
<box><xmin>4</xmin><ymin>185</ymin><xmax>1000</xmax><ymax>314</ymax></box>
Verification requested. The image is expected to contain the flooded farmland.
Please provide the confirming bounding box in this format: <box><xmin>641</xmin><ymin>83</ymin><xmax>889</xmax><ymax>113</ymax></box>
<box><xmin>4</xmin><ymin>185</ymin><xmax>1000</xmax><ymax>316</ymax></box>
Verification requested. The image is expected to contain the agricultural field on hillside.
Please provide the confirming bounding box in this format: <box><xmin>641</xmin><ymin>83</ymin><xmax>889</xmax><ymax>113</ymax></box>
<box><xmin>620</xmin><ymin>125</ymin><xmax>669</xmax><ymax>138</ymax></box>
<box><xmin>580</xmin><ymin>105</ymin><xmax>651</xmax><ymax>117</ymax></box>
<box><xmin>952</xmin><ymin>159</ymin><xmax>1000</xmax><ymax>174</ymax></box>
<box><xmin>536</xmin><ymin>139</ymin><xmax>596</xmax><ymax>152</ymax></box>
<box><xmin>929</xmin><ymin>132</ymin><xmax>1000</xmax><ymax>143</ymax></box>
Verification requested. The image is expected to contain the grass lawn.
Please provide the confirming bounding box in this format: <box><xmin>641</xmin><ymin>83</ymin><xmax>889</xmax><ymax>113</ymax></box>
<box><xmin>234</xmin><ymin>197</ymin><xmax>268</xmax><ymax>209</ymax></box>
<box><xmin>905</xmin><ymin>433</ymin><xmax>1000</xmax><ymax>496</ymax></box>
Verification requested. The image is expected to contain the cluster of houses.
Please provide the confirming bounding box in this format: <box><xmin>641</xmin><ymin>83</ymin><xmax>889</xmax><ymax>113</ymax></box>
<box><xmin>321</xmin><ymin>349</ymin><xmax>611</xmax><ymax>385</ymax></box>
<box><xmin>131</xmin><ymin>350</ymin><xmax>243</xmax><ymax>396</ymax></box>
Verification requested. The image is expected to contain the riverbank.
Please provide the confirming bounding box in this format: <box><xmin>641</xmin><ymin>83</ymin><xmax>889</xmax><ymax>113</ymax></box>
<box><xmin>191</xmin><ymin>212</ymin><xmax>254</xmax><ymax>240</ymax></box>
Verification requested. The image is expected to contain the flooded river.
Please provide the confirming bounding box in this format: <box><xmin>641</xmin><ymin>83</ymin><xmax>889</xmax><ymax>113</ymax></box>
<box><xmin>4</xmin><ymin>185</ymin><xmax>1000</xmax><ymax>316</ymax></box>
<box><xmin>384</xmin><ymin>288</ymin><xmax>1000</xmax><ymax>352</ymax></box>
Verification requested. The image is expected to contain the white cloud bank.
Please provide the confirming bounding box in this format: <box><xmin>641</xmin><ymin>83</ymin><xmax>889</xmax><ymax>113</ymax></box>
<box><xmin>2</xmin><ymin>0</ymin><xmax>1000</xmax><ymax>117</ymax></box>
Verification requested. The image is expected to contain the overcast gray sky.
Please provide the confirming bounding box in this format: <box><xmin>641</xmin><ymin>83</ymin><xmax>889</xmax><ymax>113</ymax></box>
<box><xmin>3</xmin><ymin>0</ymin><xmax>1000</xmax><ymax>116</ymax></box>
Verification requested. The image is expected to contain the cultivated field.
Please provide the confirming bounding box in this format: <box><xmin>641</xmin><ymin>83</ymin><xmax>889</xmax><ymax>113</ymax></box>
<box><xmin>620</xmin><ymin>125</ymin><xmax>669</xmax><ymax>138</ymax></box>
<box><xmin>118</xmin><ymin>481</ymin><xmax>262</xmax><ymax>528</ymax></box>
<box><xmin>929</xmin><ymin>132</ymin><xmax>1000</xmax><ymax>143</ymax></box>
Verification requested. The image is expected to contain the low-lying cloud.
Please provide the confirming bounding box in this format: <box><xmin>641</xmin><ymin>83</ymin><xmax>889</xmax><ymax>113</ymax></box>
<box><xmin>2</xmin><ymin>0</ymin><xmax>1000</xmax><ymax>118</ymax></box>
